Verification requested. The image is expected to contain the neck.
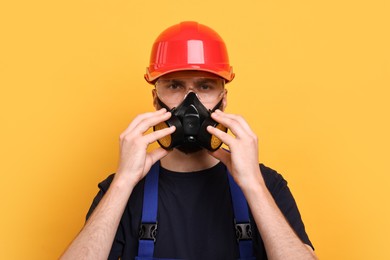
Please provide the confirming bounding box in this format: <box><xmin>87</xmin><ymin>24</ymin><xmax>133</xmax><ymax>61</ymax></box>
<box><xmin>160</xmin><ymin>148</ymin><xmax>220</xmax><ymax>172</ymax></box>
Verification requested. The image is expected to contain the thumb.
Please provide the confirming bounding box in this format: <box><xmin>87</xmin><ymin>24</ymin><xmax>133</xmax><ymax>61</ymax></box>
<box><xmin>209</xmin><ymin>148</ymin><xmax>231</xmax><ymax>167</ymax></box>
<box><xmin>145</xmin><ymin>147</ymin><xmax>170</xmax><ymax>171</ymax></box>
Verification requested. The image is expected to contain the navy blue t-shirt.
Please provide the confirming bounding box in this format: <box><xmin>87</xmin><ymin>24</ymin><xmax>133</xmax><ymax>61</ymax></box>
<box><xmin>86</xmin><ymin>162</ymin><xmax>313</xmax><ymax>259</ymax></box>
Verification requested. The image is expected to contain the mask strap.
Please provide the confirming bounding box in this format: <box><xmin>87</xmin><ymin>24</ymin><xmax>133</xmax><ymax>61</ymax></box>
<box><xmin>209</xmin><ymin>98</ymin><xmax>224</xmax><ymax>113</ymax></box>
<box><xmin>157</xmin><ymin>97</ymin><xmax>174</xmax><ymax>111</ymax></box>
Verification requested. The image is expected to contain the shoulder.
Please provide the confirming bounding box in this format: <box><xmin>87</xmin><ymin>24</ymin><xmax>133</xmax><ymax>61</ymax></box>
<box><xmin>85</xmin><ymin>174</ymin><xmax>116</xmax><ymax>220</ymax></box>
<box><xmin>86</xmin><ymin>173</ymin><xmax>145</xmax><ymax>219</ymax></box>
<box><xmin>97</xmin><ymin>173</ymin><xmax>115</xmax><ymax>192</ymax></box>
<box><xmin>259</xmin><ymin>164</ymin><xmax>288</xmax><ymax>195</ymax></box>
<box><xmin>258</xmin><ymin>164</ymin><xmax>315</xmax><ymax>249</ymax></box>
<box><xmin>96</xmin><ymin>173</ymin><xmax>146</xmax><ymax>196</ymax></box>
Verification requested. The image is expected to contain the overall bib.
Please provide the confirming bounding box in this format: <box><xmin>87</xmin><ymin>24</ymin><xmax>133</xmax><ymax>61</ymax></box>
<box><xmin>136</xmin><ymin>162</ymin><xmax>255</xmax><ymax>260</ymax></box>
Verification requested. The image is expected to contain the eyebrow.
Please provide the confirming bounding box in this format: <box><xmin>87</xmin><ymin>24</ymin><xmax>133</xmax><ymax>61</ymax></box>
<box><xmin>158</xmin><ymin>79</ymin><xmax>186</xmax><ymax>85</ymax></box>
<box><xmin>158</xmin><ymin>78</ymin><xmax>223</xmax><ymax>86</ymax></box>
<box><xmin>194</xmin><ymin>78</ymin><xmax>220</xmax><ymax>85</ymax></box>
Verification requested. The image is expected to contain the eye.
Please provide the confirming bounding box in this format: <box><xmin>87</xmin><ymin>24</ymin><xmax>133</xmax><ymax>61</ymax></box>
<box><xmin>167</xmin><ymin>83</ymin><xmax>183</xmax><ymax>90</ymax></box>
<box><xmin>169</xmin><ymin>83</ymin><xmax>178</xmax><ymax>89</ymax></box>
<box><xmin>199</xmin><ymin>84</ymin><xmax>213</xmax><ymax>91</ymax></box>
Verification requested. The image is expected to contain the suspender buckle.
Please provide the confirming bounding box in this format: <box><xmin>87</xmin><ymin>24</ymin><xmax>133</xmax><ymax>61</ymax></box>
<box><xmin>139</xmin><ymin>222</ymin><xmax>158</xmax><ymax>242</ymax></box>
<box><xmin>235</xmin><ymin>220</ymin><xmax>252</xmax><ymax>242</ymax></box>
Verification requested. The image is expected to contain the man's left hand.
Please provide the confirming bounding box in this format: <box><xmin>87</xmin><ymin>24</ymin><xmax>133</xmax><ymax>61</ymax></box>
<box><xmin>207</xmin><ymin>109</ymin><xmax>264</xmax><ymax>188</ymax></box>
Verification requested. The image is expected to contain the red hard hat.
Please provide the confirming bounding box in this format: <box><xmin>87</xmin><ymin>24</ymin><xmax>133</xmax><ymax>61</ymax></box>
<box><xmin>144</xmin><ymin>21</ymin><xmax>235</xmax><ymax>84</ymax></box>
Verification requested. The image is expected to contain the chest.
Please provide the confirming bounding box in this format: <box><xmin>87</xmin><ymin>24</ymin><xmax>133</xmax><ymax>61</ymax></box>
<box><xmin>153</xmin><ymin>173</ymin><xmax>240</xmax><ymax>259</ymax></box>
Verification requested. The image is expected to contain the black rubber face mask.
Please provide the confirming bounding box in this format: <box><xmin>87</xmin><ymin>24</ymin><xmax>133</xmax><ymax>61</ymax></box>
<box><xmin>154</xmin><ymin>92</ymin><xmax>227</xmax><ymax>152</ymax></box>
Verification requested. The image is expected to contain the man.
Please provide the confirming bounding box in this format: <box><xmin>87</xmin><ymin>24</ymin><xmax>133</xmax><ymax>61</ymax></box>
<box><xmin>61</xmin><ymin>21</ymin><xmax>316</xmax><ymax>260</ymax></box>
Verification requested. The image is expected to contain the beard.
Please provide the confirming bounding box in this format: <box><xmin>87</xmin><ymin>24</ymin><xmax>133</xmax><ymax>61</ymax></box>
<box><xmin>175</xmin><ymin>142</ymin><xmax>204</xmax><ymax>154</ymax></box>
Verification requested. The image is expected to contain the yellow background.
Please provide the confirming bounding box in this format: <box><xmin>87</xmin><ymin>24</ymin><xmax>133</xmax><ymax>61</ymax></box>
<box><xmin>1</xmin><ymin>0</ymin><xmax>389</xmax><ymax>259</ymax></box>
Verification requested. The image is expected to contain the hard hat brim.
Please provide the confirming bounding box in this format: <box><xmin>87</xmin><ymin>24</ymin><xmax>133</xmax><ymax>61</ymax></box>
<box><xmin>145</xmin><ymin>66</ymin><xmax>235</xmax><ymax>84</ymax></box>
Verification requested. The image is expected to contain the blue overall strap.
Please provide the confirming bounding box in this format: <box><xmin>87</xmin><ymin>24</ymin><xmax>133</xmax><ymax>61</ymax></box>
<box><xmin>227</xmin><ymin>170</ymin><xmax>254</xmax><ymax>259</ymax></box>
<box><xmin>138</xmin><ymin>162</ymin><xmax>160</xmax><ymax>258</ymax></box>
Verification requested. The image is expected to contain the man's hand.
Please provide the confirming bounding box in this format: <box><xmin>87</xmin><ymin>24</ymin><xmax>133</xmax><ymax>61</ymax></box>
<box><xmin>207</xmin><ymin>109</ymin><xmax>263</xmax><ymax>188</ymax></box>
<box><xmin>116</xmin><ymin>108</ymin><xmax>176</xmax><ymax>185</ymax></box>
<box><xmin>207</xmin><ymin>109</ymin><xmax>317</xmax><ymax>260</ymax></box>
<box><xmin>60</xmin><ymin>108</ymin><xmax>175</xmax><ymax>260</ymax></box>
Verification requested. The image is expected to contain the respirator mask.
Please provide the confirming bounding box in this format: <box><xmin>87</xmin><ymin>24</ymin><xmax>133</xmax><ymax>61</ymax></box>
<box><xmin>154</xmin><ymin>92</ymin><xmax>227</xmax><ymax>152</ymax></box>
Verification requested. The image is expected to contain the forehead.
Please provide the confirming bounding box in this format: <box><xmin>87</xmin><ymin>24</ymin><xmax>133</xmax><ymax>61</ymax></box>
<box><xmin>158</xmin><ymin>70</ymin><xmax>223</xmax><ymax>81</ymax></box>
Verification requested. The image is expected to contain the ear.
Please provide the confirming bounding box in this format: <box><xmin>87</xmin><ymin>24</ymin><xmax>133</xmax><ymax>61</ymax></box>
<box><xmin>221</xmin><ymin>88</ymin><xmax>228</xmax><ymax>111</ymax></box>
<box><xmin>152</xmin><ymin>88</ymin><xmax>159</xmax><ymax>110</ymax></box>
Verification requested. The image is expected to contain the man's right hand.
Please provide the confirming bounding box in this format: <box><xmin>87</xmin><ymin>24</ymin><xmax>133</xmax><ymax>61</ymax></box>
<box><xmin>60</xmin><ymin>109</ymin><xmax>175</xmax><ymax>260</ymax></box>
<box><xmin>115</xmin><ymin>108</ymin><xmax>176</xmax><ymax>185</ymax></box>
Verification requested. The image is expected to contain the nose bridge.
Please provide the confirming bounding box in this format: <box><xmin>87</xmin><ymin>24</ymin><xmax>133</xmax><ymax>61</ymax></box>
<box><xmin>184</xmin><ymin>80</ymin><xmax>197</xmax><ymax>92</ymax></box>
<box><xmin>183</xmin><ymin>79</ymin><xmax>200</xmax><ymax>97</ymax></box>
<box><xmin>183</xmin><ymin>89</ymin><xmax>201</xmax><ymax>100</ymax></box>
